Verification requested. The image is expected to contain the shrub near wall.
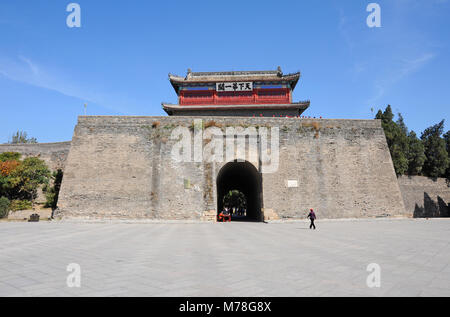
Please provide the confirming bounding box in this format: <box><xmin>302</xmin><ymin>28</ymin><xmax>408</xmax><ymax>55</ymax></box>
<box><xmin>9</xmin><ymin>200</ymin><xmax>32</xmax><ymax>211</ymax></box>
<box><xmin>0</xmin><ymin>197</ymin><xmax>10</xmax><ymax>218</ymax></box>
<box><xmin>0</xmin><ymin>152</ymin><xmax>51</xmax><ymax>209</ymax></box>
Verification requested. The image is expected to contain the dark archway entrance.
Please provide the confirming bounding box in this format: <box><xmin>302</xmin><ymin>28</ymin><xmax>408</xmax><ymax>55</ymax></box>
<box><xmin>216</xmin><ymin>161</ymin><xmax>262</xmax><ymax>221</ymax></box>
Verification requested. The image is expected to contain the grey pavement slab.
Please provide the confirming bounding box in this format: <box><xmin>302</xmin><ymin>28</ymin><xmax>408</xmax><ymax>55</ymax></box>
<box><xmin>0</xmin><ymin>218</ymin><xmax>449</xmax><ymax>297</ymax></box>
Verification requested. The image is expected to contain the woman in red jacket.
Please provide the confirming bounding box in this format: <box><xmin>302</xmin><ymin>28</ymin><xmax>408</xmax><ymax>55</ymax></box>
<box><xmin>307</xmin><ymin>209</ymin><xmax>316</xmax><ymax>230</ymax></box>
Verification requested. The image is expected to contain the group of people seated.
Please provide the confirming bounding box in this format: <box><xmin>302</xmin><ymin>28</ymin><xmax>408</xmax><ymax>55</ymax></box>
<box><xmin>217</xmin><ymin>206</ymin><xmax>247</xmax><ymax>222</ymax></box>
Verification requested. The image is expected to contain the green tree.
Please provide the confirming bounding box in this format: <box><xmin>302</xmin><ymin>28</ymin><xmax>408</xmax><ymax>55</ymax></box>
<box><xmin>0</xmin><ymin>152</ymin><xmax>21</xmax><ymax>162</ymax></box>
<box><xmin>8</xmin><ymin>157</ymin><xmax>51</xmax><ymax>208</ymax></box>
<box><xmin>406</xmin><ymin>131</ymin><xmax>426</xmax><ymax>175</ymax></box>
<box><xmin>375</xmin><ymin>109</ymin><xmax>383</xmax><ymax>120</ymax></box>
<box><xmin>0</xmin><ymin>152</ymin><xmax>21</xmax><ymax>199</ymax></box>
<box><xmin>443</xmin><ymin>130</ymin><xmax>450</xmax><ymax>180</ymax></box>
<box><xmin>43</xmin><ymin>169</ymin><xmax>63</xmax><ymax>210</ymax></box>
<box><xmin>445</xmin><ymin>130</ymin><xmax>450</xmax><ymax>153</ymax></box>
<box><xmin>396</xmin><ymin>113</ymin><xmax>408</xmax><ymax>135</ymax></box>
<box><xmin>9</xmin><ymin>130</ymin><xmax>37</xmax><ymax>144</ymax></box>
<box><xmin>0</xmin><ymin>196</ymin><xmax>10</xmax><ymax>218</ymax></box>
<box><xmin>378</xmin><ymin>105</ymin><xmax>394</xmax><ymax>123</ymax></box>
<box><xmin>0</xmin><ymin>176</ymin><xmax>7</xmax><ymax>198</ymax></box>
<box><xmin>223</xmin><ymin>190</ymin><xmax>247</xmax><ymax>210</ymax></box>
<box><xmin>376</xmin><ymin>105</ymin><xmax>409</xmax><ymax>175</ymax></box>
<box><xmin>421</xmin><ymin>120</ymin><xmax>449</xmax><ymax>178</ymax></box>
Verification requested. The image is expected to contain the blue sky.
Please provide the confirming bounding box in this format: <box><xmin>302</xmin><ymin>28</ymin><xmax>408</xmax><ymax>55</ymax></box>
<box><xmin>0</xmin><ymin>0</ymin><xmax>449</xmax><ymax>143</ymax></box>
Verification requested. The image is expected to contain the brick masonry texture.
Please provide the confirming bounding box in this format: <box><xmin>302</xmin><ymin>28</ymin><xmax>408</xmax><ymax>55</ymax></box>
<box><xmin>398</xmin><ymin>175</ymin><xmax>450</xmax><ymax>218</ymax></box>
<box><xmin>51</xmin><ymin>116</ymin><xmax>408</xmax><ymax>220</ymax></box>
<box><xmin>0</xmin><ymin>142</ymin><xmax>71</xmax><ymax>171</ymax></box>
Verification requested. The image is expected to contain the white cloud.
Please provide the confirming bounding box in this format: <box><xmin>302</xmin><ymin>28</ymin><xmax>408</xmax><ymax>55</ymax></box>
<box><xmin>392</xmin><ymin>53</ymin><xmax>436</xmax><ymax>83</ymax></box>
<box><xmin>0</xmin><ymin>55</ymin><xmax>136</xmax><ymax>114</ymax></box>
<box><xmin>366</xmin><ymin>52</ymin><xmax>436</xmax><ymax>106</ymax></box>
<box><xmin>18</xmin><ymin>55</ymin><xmax>39</xmax><ymax>75</ymax></box>
<box><xmin>338</xmin><ymin>9</ymin><xmax>355</xmax><ymax>52</ymax></box>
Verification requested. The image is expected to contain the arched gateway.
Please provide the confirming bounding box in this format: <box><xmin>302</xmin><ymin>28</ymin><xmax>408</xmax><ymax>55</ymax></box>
<box><xmin>216</xmin><ymin>160</ymin><xmax>263</xmax><ymax>221</ymax></box>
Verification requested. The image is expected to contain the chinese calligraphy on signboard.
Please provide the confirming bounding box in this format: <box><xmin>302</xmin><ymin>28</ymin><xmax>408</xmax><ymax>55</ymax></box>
<box><xmin>216</xmin><ymin>82</ymin><xmax>253</xmax><ymax>92</ymax></box>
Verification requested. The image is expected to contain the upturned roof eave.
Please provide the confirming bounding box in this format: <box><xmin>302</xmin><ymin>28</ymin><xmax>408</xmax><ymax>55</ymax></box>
<box><xmin>161</xmin><ymin>101</ymin><xmax>310</xmax><ymax>111</ymax></box>
<box><xmin>168</xmin><ymin>72</ymin><xmax>301</xmax><ymax>88</ymax></box>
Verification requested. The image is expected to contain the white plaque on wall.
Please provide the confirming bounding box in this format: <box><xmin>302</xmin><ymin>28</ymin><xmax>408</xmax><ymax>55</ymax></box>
<box><xmin>287</xmin><ymin>180</ymin><xmax>298</xmax><ymax>188</ymax></box>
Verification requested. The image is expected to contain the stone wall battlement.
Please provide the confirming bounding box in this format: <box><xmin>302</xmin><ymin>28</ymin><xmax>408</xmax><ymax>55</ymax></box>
<box><xmin>55</xmin><ymin>116</ymin><xmax>406</xmax><ymax>220</ymax></box>
<box><xmin>0</xmin><ymin>141</ymin><xmax>71</xmax><ymax>171</ymax></box>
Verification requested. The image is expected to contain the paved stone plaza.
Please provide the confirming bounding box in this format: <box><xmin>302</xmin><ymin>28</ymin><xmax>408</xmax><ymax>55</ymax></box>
<box><xmin>0</xmin><ymin>219</ymin><xmax>449</xmax><ymax>297</ymax></box>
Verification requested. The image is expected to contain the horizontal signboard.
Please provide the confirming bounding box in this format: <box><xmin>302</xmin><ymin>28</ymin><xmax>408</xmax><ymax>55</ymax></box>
<box><xmin>216</xmin><ymin>82</ymin><xmax>253</xmax><ymax>92</ymax></box>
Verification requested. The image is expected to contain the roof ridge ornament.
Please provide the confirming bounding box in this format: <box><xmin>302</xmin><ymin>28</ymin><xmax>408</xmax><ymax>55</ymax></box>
<box><xmin>277</xmin><ymin>66</ymin><xmax>282</xmax><ymax>76</ymax></box>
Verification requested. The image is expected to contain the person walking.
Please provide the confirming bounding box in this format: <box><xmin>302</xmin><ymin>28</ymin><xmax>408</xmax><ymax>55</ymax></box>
<box><xmin>307</xmin><ymin>208</ymin><xmax>316</xmax><ymax>230</ymax></box>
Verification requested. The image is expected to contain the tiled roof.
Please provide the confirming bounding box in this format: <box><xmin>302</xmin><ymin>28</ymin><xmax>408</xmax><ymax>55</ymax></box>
<box><xmin>162</xmin><ymin>101</ymin><xmax>310</xmax><ymax>111</ymax></box>
<box><xmin>168</xmin><ymin>67</ymin><xmax>301</xmax><ymax>85</ymax></box>
<box><xmin>189</xmin><ymin>70</ymin><xmax>280</xmax><ymax>77</ymax></box>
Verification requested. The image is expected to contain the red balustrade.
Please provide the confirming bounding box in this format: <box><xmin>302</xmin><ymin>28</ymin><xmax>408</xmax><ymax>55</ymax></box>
<box><xmin>179</xmin><ymin>88</ymin><xmax>291</xmax><ymax>106</ymax></box>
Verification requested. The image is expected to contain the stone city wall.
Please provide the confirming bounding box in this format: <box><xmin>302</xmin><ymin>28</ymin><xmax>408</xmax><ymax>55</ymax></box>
<box><xmin>55</xmin><ymin>116</ymin><xmax>407</xmax><ymax>220</ymax></box>
<box><xmin>398</xmin><ymin>175</ymin><xmax>450</xmax><ymax>218</ymax></box>
<box><xmin>0</xmin><ymin>141</ymin><xmax>71</xmax><ymax>171</ymax></box>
